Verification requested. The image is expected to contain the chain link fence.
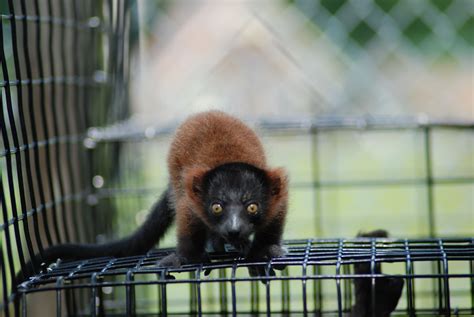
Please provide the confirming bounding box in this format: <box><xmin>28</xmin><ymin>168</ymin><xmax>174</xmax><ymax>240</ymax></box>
<box><xmin>133</xmin><ymin>0</ymin><xmax>472</xmax><ymax>121</ymax></box>
<box><xmin>290</xmin><ymin>0</ymin><xmax>473</xmax><ymax>115</ymax></box>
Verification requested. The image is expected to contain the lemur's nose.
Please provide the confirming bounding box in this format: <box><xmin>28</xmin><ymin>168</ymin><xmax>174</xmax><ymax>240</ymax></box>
<box><xmin>227</xmin><ymin>229</ymin><xmax>241</xmax><ymax>241</ymax></box>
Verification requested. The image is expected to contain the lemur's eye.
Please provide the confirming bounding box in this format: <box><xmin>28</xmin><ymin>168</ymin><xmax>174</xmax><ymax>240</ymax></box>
<box><xmin>211</xmin><ymin>203</ymin><xmax>223</xmax><ymax>215</ymax></box>
<box><xmin>246</xmin><ymin>203</ymin><xmax>259</xmax><ymax>214</ymax></box>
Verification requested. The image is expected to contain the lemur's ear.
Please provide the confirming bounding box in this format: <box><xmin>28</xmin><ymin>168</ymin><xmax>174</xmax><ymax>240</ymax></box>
<box><xmin>263</xmin><ymin>167</ymin><xmax>289</xmax><ymax>225</ymax></box>
<box><xmin>266</xmin><ymin>167</ymin><xmax>288</xmax><ymax>197</ymax></box>
<box><xmin>184</xmin><ymin>167</ymin><xmax>209</xmax><ymax>202</ymax></box>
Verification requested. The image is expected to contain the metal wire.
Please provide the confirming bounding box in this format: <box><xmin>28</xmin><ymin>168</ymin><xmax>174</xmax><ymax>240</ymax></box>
<box><xmin>1</xmin><ymin>0</ymin><xmax>132</xmax><ymax>315</ymax></box>
<box><xmin>14</xmin><ymin>238</ymin><xmax>474</xmax><ymax>316</ymax></box>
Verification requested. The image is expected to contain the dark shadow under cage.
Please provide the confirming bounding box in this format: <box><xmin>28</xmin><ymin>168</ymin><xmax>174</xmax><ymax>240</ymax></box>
<box><xmin>1</xmin><ymin>0</ymin><xmax>473</xmax><ymax>316</ymax></box>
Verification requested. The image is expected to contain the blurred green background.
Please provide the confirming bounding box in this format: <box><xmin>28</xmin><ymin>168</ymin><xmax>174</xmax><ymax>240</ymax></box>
<box><xmin>109</xmin><ymin>128</ymin><xmax>473</xmax><ymax>245</ymax></box>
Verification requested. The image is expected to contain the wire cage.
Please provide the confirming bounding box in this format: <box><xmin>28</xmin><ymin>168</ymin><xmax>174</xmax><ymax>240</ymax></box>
<box><xmin>13</xmin><ymin>237</ymin><xmax>474</xmax><ymax>317</ymax></box>
<box><xmin>1</xmin><ymin>0</ymin><xmax>473</xmax><ymax>317</ymax></box>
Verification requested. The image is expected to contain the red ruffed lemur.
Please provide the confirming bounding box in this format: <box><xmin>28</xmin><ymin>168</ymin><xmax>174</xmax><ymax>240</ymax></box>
<box><xmin>17</xmin><ymin>111</ymin><xmax>289</xmax><ymax>283</ymax></box>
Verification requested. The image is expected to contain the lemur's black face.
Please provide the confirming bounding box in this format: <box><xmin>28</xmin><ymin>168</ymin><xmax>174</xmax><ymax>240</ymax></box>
<box><xmin>201</xmin><ymin>163</ymin><xmax>271</xmax><ymax>251</ymax></box>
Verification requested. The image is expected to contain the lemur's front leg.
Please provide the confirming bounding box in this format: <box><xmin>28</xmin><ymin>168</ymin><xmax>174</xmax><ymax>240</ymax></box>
<box><xmin>158</xmin><ymin>210</ymin><xmax>208</xmax><ymax>268</ymax></box>
<box><xmin>246</xmin><ymin>218</ymin><xmax>287</xmax><ymax>277</ymax></box>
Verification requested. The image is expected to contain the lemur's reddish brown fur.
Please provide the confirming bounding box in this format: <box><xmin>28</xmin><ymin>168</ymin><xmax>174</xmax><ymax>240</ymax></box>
<box><xmin>168</xmin><ymin>111</ymin><xmax>288</xmax><ymax>248</ymax></box>
<box><xmin>15</xmin><ymin>110</ymin><xmax>288</xmax><ymax>296</ymax></box>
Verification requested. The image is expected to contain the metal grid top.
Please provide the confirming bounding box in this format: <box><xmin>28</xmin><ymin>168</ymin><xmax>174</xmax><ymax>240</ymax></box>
<box><xmin>19</xmin><ymin>237</ymin><xmax>474</xmax><ymax>292</ymax></box>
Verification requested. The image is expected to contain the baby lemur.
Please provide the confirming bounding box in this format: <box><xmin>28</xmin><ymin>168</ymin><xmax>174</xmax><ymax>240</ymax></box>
<box><xmin>17</xmin><ymin>111</ymin><xmax>288</xmax><ymax>282</ymax></box>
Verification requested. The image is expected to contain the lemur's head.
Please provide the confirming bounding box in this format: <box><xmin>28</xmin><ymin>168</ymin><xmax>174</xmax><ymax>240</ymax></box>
<box><xmin>185</xmin><ymin>162</ymin><xmax>287</xmax><ymax>251</ymax></box>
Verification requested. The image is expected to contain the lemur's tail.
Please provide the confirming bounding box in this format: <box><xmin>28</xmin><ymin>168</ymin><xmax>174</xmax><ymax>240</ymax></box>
<box><xmin>13</xmin><ymin>188</ymin><xmax>175</xmax><ymax>315</ymax></box>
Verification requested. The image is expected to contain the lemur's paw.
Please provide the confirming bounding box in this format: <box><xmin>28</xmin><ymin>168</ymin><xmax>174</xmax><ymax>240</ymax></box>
<box><xmin>247</xmin><ymin>244</ymin><xmax>287</xmax><ymax>277</ymax></box>
<box><xmin>267</xmin><ymin>244</ymin><xmax>288</xmax><ymax>271</ymax></box>
<box><xmin>267</xmin><ymin>244</ymin><xmax>287</xmax><ymax>258</ymax></box>
<box><xmin>157</xmin><ymin>253</ymin><xmax>182</xmax><ymax>269</ymax></box>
